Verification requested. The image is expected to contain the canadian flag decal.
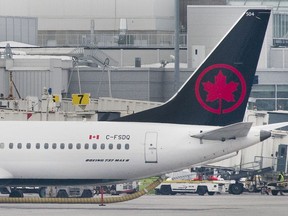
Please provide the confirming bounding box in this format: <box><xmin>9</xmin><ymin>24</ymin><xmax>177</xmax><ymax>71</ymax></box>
<box><xmin>89</xmin><ymin>135</ymin><xmax>100</xmax><ymax>140</ymax></box>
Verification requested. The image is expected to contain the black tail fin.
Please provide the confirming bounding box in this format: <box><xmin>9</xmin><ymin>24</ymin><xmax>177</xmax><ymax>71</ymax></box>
<box><xmin>114</xmin><ymin>9</ymin><xmax>271</xmax><ymax>126</ymax></box>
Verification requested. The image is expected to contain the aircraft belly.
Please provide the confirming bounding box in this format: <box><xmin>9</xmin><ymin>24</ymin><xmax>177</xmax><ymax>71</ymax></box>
<box><xmin>2</xmin><ymin>160</ymin><xmax>139</xmax><ymax>179</ymax></box>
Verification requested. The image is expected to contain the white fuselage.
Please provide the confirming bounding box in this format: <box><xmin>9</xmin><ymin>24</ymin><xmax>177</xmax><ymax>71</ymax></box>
<box><xmin>0</xmin><ymin>121</ymin><xmax>262</xmax><ymax>186</ymax></box>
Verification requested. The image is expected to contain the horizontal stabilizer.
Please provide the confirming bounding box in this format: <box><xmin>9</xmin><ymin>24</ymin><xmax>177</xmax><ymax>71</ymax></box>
<box><xmin>256</xmin><ymin>122</ymin><xmax>288</xmax><ymax>132</ymax></box>
<box><xmin>191</xmin><ymin>122</ymin><xmax>253</xmax><ymax>141</ymax></box>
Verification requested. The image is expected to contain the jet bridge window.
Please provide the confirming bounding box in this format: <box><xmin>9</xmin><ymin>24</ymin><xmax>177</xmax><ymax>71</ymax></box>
<box><xmin>0</xmin><ymin>142</ymin><xmax>4</xmax><ymax>149</ymax></box>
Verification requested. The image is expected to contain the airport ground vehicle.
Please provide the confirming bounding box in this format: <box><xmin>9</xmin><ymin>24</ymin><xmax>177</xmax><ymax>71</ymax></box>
<box><xmin>39</xmin><ymin>186</ymin><xmax>95</xmax><ymax>198</ymax></box>
<box><xmin>155</xmin><ymin>180</ymin><xmax>234</xmax><ymax>196</ymax></box>
<box><xmin>2</xmin><ymin>186</ymin><xmax>96</xmax><ymax>198</ymax></box>
<box><xmin>110</xmin><ymin>181</ymin><xmax>138</xmax><ymax>195</ymax></box>
<box><xmin>42</xmin><ymin>182</ymin><xmax>138</xmax><ymax>197</ymax></box>
<box><xmin>0</xmin><ymin>186</ymin><xmax>41</xmax><ymax>197</ymax></box>
<box><xmin>154</xmin><ymin>167</ymin><xmax>273</xmax><ymax>196</ymax></box>
<box><xmin>267</xmin><ymin>181</ymin><xmax>288</xmax><ymax>195</ymax></box>
<box><xmin>1</xmin><ymin>183</ymin><xmax>137</xmax><ymax>198</ymax></box>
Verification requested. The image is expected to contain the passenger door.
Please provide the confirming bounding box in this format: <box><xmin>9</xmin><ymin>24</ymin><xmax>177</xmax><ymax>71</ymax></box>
<box><xmin>144</xmin><ymin>132</ymin><xmax>158</xmax><ymax>163</ymax></box>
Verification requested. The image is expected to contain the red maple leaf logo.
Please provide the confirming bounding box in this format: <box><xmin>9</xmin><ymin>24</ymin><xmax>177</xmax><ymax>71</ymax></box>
<box><xmin>195</xmin><ymin>64</ymin><xmax>246</xmax><ymax>114</ymax></box>
<box><xmin>202</xmin><ymin>70</ymin><xmax>239</xmax><ymax>112</ymax></box>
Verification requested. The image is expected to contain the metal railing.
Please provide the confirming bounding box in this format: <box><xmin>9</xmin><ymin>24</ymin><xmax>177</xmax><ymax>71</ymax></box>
<box><xmin>37</xmin><ymin>32</ymin><xmax>187</xmax><ymax>48</ymax></box>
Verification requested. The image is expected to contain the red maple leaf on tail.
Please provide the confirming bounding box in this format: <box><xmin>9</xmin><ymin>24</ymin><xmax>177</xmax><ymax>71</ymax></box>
<box><xmin>202</xmin><ymin>70</ymin><xmax>239</xmax><ymax>113</ymax></box>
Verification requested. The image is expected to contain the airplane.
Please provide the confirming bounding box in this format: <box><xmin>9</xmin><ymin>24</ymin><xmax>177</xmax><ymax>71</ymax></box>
<box><xmin>0</xmin><ymin>9</ymin><xmax>284</xmax><ymax>198</ymax></box>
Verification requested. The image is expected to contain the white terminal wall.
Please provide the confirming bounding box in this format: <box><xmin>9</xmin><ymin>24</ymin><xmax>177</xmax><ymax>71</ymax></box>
<box><xmin>187</xmin><ymin>6</ymin><xmax>272</xmax><ymax>69</ymax></box>
<box><xmin>0</xmin><ymin>0</ymin><xmax>175</xmax><ymax>31</ymax></box>
<box><xmin>0</xmin><ymin>57</ymin><xmax>72</xmax><ymax>98</ymax></box>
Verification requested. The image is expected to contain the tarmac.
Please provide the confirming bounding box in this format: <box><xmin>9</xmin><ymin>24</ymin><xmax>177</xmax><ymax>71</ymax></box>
<box><xmin>0</xmin><ymin>193</ymin><xmax>287</xmax><ymax>216</ymax></box>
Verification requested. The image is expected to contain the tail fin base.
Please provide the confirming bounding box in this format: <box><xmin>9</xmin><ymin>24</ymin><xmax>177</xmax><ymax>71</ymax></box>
<box><xmin>114</xmin><ymin>9</ymin><xmax>271</xmax><ymax>126</ymax></box>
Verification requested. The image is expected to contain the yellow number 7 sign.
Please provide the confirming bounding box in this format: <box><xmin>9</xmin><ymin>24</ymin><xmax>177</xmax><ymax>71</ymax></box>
<box><xmin>72</xmin><ymin>93</ymin><xmax>90</xmax><ymax>105</ymax></box>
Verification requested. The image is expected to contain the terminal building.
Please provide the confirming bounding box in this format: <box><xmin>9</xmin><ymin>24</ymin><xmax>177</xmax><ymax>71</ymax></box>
<box><xmin>0</xmin><ymin>0</ymin><xmax>288</xmax><ymax>109</ymax></box>
<box><xmin>0</xmin><ymin>0</ymin><xmax>288</xmax><ymax>177</ymax></box>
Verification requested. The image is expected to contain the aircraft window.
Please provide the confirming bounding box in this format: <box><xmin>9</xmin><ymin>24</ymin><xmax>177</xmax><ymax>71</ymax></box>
<box><xmin>68</xmin><ymin>143</ymin><xmax>73</xmax><ymax>149</ymax></box>
<box><xmin>125</xmin><ymin>144</ymin><xmax>129</xmax><ymax>150</ymax></box>
<box><xmin>76</xmin><ymin>143</ymin><xmax>81</xmax><ymax>149</ymax></box>
<box><xmin>36</xmin><ymin>143</ymin><xmax>40</xmax><ymax>149</ymax></box>
<box><xmin>117</xmin><ymin>143</ymin><xmax>121</xmax><ymax>150</ymax></box>
<box><xmin>0</xmin><ymin>142</ymin><xmax>4</xmax><ymax>149</ymax></box>
<box><xmin>9</xmin><ymin>143</ymin><xmax>13</xmax><ymax>149</ymax></box>
<box><xmin>100</xmin><ymin>143</ymin><xmax>105</xmax><ymax>150</ymax></box>
<box><xmin>109</xmin><ymin>143</ymin><xmax>113</xmax><ymax>150</ymax></box>
<box><xmin>26</xmin><ymin>143</ymin><xmax>31</xmax><ymax>149</ymax></box>
<box><xmin>60</xmin><ymin>143</ymin><xmax>65</xmax><ymax>149</ymax></box>
<box><xmin>84</xmin><ymin>143</ymin><xmax>89</xmax><ymax>149</ymax></box>
<box><xmin>52</xmin><ymin>143</ymin><xmax>57</xmax><ymax>149</ymax></box>
<box><xmin>17</xmin><ymin>143</ymin><xmax>22</xmax><ymax>149</ymax></box>
<box><xmin>92</xmin><ymin>143</ymin><xmax>97</xmax><ymax>150</ymax></box>
<box><xmin>44</xmin><ymin>143</ymin><xmax>49</xmax><ymax>149</ymax></box>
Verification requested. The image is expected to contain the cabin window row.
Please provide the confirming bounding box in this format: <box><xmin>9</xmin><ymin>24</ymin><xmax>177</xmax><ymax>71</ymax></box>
<box><xmin>0</xmin><ymin>142</ymin><xmax>130</xmax><ymax>150</ymax></box>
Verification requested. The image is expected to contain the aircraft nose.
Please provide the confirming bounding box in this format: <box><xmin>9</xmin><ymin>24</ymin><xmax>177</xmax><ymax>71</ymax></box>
<box><xmin>260</xmin><ymin>130</ymin><xmax>271</xmax><ymax>142</ymax></box>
